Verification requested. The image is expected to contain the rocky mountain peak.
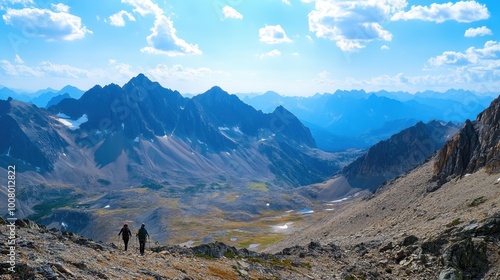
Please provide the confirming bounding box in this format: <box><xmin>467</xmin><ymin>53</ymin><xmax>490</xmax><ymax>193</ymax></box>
<box><xmin>433</xmin><ymin>95</ymin><xmax>500</xmax><ymax>184</ymax></box>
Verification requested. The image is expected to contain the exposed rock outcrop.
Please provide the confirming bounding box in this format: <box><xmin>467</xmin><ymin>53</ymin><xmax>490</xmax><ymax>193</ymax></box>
<box><xmin>434</xmin><ymin>96</ymin><xmax>500</xmax><ymax>184</ymax></box>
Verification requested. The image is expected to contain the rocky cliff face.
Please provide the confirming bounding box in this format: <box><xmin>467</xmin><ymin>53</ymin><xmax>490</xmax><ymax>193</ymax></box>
<box><xmin>434</xmin><ymin>96</ymin><xmax>500</xmax><ymax>184</ymax></box>
<box><xmin>341</xmin><ymin>120</ymin><xmax>460</xmax><ymax>192</ymax></box>
<box><xmin>0</xmin><ymin>99</ymin><xmax>68</xmax><ymax>172</ymax></box>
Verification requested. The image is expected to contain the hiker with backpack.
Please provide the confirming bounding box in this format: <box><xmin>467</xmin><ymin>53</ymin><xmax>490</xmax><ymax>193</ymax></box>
<box><xmin>118</xmin><ymin>223</ymin><xmax>132</xmax><ymax>251</ymax></box>
<box><xmin>137</xmin><ymin>223</ymin><xmax>149</xmax><ymax>256</ymax></box>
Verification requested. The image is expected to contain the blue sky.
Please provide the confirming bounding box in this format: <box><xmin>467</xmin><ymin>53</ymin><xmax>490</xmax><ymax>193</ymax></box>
<box><xmin>0</xmin><ymin>0</ymin><xmax>499</xmax><ymax>96</ymax></box>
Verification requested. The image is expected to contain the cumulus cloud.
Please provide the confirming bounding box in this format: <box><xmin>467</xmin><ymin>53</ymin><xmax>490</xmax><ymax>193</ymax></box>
<box><xmin>255</xmin><ymin>49</ymin><xmax>282</xmax><ymax>59</ymax></box>
<box><xmin>381</xmin><ymin>45</ymin><xmax>390</xmax><ymax>50</ymax></box>
<box><xmin>122</xmin><ymin>0</ymin><xmax>201</xmax><ymax>56</ymax></box>
<box><xmin>282</xmin><ymin>0</ymin><xmax>291</xmax><ymax>5</ymax></box>
<box><xmin>141</xmin><ymin>15</ymin><xmax>201</xmax><ymax>56</ymax></box>
<box><xmin>109</xmin><ymin>10</ymin><xmax>136</xmax><ymax>27</ymax></box>
<box><xmin>2</xmin><ymin>5</ymin><xmax>92</xmax><ymax>41</ymax></box>
<box><xmin>259</xmin><ymin>25</ymin><xmax>292</xmax><ymax>44</ymax></box>
<box><xmin>425</xmin><ymin>41</ymin><xmax>500</xmax><ymax>91</ymax></box>
<box><xmin>428</xmin><ymin>41</ymin><xmax>500</xmax><ymax>67</ymax></box>
<box><xmin>308</xmin><ymin>0</ymin><xmax>407</xmax><ymax>52</ymax></box>
<box><xmin>391</xmin><ymin>1</ymin><xmax>489</xmax><ymax>23</ymax></box>
<box><xmin>222</xmin><ymin>6</ymin><xmax>243</xmax><ymax>19</ymax></box>
<box><xmin>465</xmin><ymin>26</ymin><xmax>492</xmax><ymax>38</ymax></box>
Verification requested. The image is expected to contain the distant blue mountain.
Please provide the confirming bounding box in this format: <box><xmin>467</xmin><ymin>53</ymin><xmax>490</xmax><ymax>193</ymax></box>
<box><xmin>0</xmin><ymin>87</ymin><xmax>31</xmax><ymax>102</ymax></box>
<box><xmin>46</xmin><ymin>93</ymin><xmax>71</xmax><ymax>108</ymax></box>
<box><xmin>242</xmin><ymin>89</ymin><xmax>497</xmax><ymax>151</ymax></box>
<box><xmin>32</xmin><ymin>85</ymin><xmax>84</xmax><ymax>108</ymax></box>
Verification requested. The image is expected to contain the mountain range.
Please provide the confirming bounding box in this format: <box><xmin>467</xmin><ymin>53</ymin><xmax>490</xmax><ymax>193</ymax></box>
<box><xmin>0</xmin><ymin>85</ymin><xmax>84</xmax><ymax>108</ymax></box>
<box><xmin>242</xmin><ymin>89</ymin><xmax>495</xmax><ymax>151</ymax></box>
<box><xmin>0</xmin><ymin>74</ymin><xmax>351</xmax><ymax>245</ymax></box>
<box><xmin>2</xmin><ymin>87</ymin><xmax>500</xmax><ymax>279</ymax></box>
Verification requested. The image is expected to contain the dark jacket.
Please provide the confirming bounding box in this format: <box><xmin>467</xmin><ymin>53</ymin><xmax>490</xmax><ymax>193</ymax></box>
<box><xmin>118</xmin><ymin>227</ymin><xmax>132</xmax><ymax>240</ymax></box>
<box><xmin>137</xmin><ymin>227</ymin><xmax>149</xmax><ymax>242</ymax></box>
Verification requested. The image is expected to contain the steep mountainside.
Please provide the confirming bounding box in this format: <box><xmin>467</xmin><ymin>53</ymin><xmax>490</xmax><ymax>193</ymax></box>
<box><xmin>434</xmin><ymin>96</ymin><xmax>500</xmax><ymax>184</ymax></box>
<box><xmin>341</xmin><ymin>120</ymin><xmax>461</xmax><ymax>192</ymax></box>
<box><xmin>300</xmin><ymin>120</ymin><xmax>460</xmax><ymax>201</ymax></box>
<box><xmin>0</xmin><ymin>98</ymin><xmax>68</xmax><ymax>172</ymax></box>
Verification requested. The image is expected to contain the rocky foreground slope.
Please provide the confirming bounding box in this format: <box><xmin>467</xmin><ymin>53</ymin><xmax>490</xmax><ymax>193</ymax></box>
<box><xmin>2</xmin><ymin>173</ymin><xmax>500</xmax><ymax>280</ymax></box>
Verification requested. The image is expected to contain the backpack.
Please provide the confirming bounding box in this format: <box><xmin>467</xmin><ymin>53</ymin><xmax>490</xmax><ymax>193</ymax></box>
<box><xmin>121</xmin><ymin>227</ymin><xmax>131</xmax><ymax>239</ymax></box>
<box><xmin>138</xmin><ymin>228</ymin><xmax>148</xmax><ymax>241</ymax></box>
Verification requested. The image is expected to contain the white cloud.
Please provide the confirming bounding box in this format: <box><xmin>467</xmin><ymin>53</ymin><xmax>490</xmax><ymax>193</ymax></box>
<box><xmin>428</xmin><ymin>41</ymin><xmax>500</xmax><ymax>68</ymax></box>
<box><xmin>0</xmin><ymin>60</ymin><xmax>42</xmax><ymax>76</ymax></box>
<box><xmin>38</xmin><ymin>61</ymin><xmax>91</xmax><ymax>78</ymax></box>
<box><xmin>255</xmin><ymin>49</ymin><xmax>282</xmax><ymax>59</ymax></box>
<box><xmin>282</xmin><ymin>0</ymin><xmax>291</xmax><ymax>5</ymax></box>
<box><xmin>141</xmin><ymin>15</ymin><xmax>201</xmax><ymax>56</ymax></box>
<box><xmin>259</xmin><ymin>25</ymin><xmax>292</xmax><ymax>44</ymax></box>
<box><xmin>51</xmin><ymin>3</ymin><xmax>69</xmax><ymax>13</ymax></box>
<box><xmin>381</xmin><ymin>45</ymin><xmax>390</xmax><ymax>50</ymax></box>
<box><xmin>145</xmin><ymin>64</ymin><xmax>229</xmax><ymax>82</ymax></box>
<box><xmin>423</xmin><ymin>41</ymin><xmax>500</xmax><ymax>92</ymax></box>
<box><xmin>391</xmin><ymin>1</ymin><xmax>489</xmax><ymax>23</ymax></box>
<box><xmin>222</xmin><ymin>6</ymin><xmax>243</xmax><ymax>19</ymax></box>
<box><xmin>2</xmin><ymin>6</ymin><xmax>92</xmax><ymax>41</ymax></box>
<box><xmin>122</xmin><ymin>0</ymin><xmax>163</xmax><ymax>16</ymax></box>
<box><xmin>314</xmin><ymin>70</ymin><xmax>334</xmax><ymax>84</ymax></box>
<box><xmin>109</xmin><ymin>10</ymin><xmax>136</xmax><ymax>27</ymax></box>
<box><xmin>0</xmin><ymin>59</ymin><xmax>90</xmax><ymax>78</ymax></box>
<box><xmin>122</xmin><ymin>0</ymin><xmax>201</xmax><ymax>56</ymax></box>
<box><xmin>308</xmin><ymin>0</ymin><xmax>407</xmax><ymax>52</ymax></box>
<box><xmin>0</xmin><ymin>0</ymin><xmax>33</xmax><ymax>10</ymax></box>
<box><xmin>14</xmin><ymin>54</ymin><xmax>24</xmax><ymax>64</ymax></box>
<box><xmin>465</xmin><ymin>26</ymin><xmax>492</xmax><ymax>38</ymax></box>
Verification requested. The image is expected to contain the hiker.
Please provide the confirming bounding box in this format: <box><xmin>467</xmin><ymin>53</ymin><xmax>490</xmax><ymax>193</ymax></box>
<box><xmin>118</xmin><ymin>223</ymin><xmax>132</xmax><ymax>251</ymax></box>
<box><xmin>137</xmin><ymin>223</ymin><xmax>149</xmax><ymax>256</ymax></box>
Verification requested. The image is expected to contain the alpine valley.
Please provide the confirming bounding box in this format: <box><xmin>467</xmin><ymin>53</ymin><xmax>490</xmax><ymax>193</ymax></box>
<box><xmin>1</xmin><ymin>74</ymin><xmax>500</xmax><ymax>279</ymax></box>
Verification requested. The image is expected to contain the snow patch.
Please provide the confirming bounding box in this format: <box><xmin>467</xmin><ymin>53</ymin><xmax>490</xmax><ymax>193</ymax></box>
<box><xmin>464</xmin><ymin>173</ymin><xmax>471</xmax><ymax>177</ymax></box>
<box><xmin>218</xmin><ymin>127</ymin><xmax>230</xmax><ymax>131</ymax></box>
<box><xmin>248</xmin><ymin>244</ymin><xmax>260</xmax><ymax>249</ymax></box>
<box><xmin>233</xmin><ymin>127</ymin><xmax>242</xmax><ymax>134</ymax></box>
<box><xmin>56</xmin><ymin>113</ymin><xmax>88</xmax><ymax>130</ymax></box>
<box><xmin>134</xmin><ymin>137</ymin><xmax>140</xmax><ymax>143</ymax></box>
<box><xmin>497</xmin><ymin>178</ymin><xmax>500</xmax><ymax>182</ymax></box>
<box><xmin>330</xmin><ymin>197</ymin><xmax>349</xmax><ymax>203</ymax></box>
<box><xmin>104</xmin><ymin>205</ymin><xmax>110</xmax><ymax>209</ymax></box>
<box><xmin>6</xmin><ymin>147</ymin><xmax>11</xmax><ymax>156</ymax></box>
